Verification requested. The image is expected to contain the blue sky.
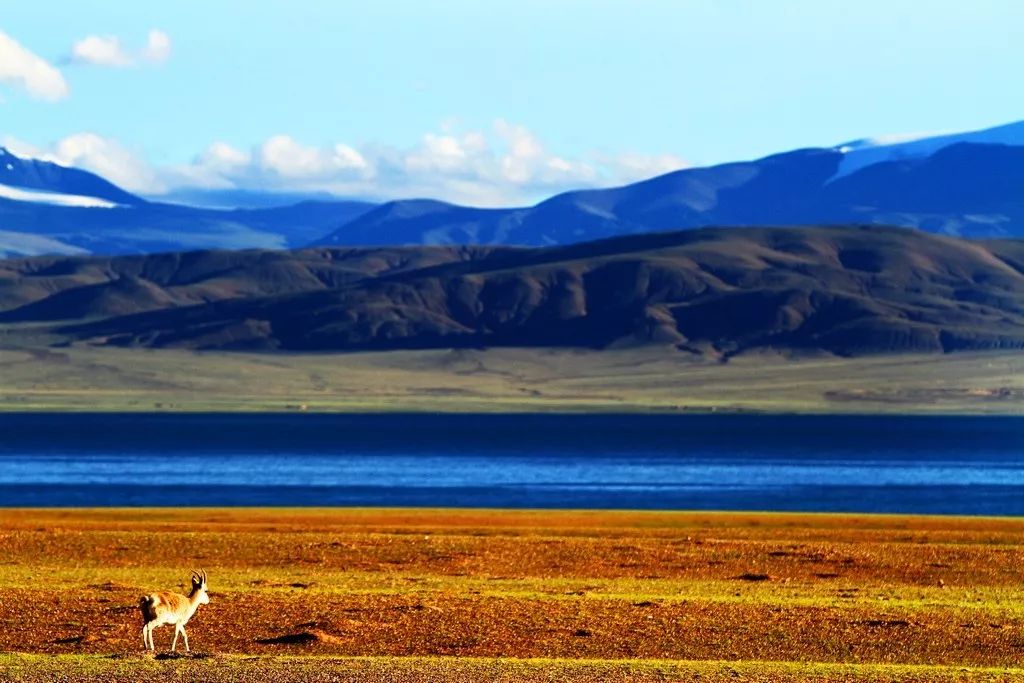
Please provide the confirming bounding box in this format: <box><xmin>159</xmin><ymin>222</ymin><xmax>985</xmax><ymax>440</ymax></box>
<box><xmin>1</xmin><ymin>0</ymin><xmax>1021</xmax><ymax>205</ymax></box>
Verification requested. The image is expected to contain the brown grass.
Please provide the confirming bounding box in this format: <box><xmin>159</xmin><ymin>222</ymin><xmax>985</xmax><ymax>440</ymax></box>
<box><xmin>1</xmin><ymin>508</ymin><xmax>1024</xmax><ymax>681</ymax></box>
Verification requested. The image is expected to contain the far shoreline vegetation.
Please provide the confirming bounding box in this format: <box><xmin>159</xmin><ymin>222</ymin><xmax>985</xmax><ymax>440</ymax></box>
<box><xmin>1</xmin><ymin>345</ymin><xmax>1023</xmax><ymax>415</ymax></box>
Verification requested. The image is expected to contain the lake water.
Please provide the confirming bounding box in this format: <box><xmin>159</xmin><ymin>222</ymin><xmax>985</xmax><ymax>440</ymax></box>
<box><xmin>1</xmin><ymin>413</ymin><xmax>1022</xmax><ymax>514</ymax></box>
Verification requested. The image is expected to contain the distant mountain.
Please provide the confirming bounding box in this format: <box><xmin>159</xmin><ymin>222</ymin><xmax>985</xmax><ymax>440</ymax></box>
<box><xmin>4</xmin><ymin>119</ymin><xmax>1024</xmax><ymax>257</ymax></box>
<box><xmin>0</xmin><ymin>147</ymin><xmax>142</xmax><ymax>206</ymax></box>
<box><xmin>832</xmin><ymin>118</ymin><xmax>1024</xmax><ymax>178</ymax></box>
<box><xmin>149</xmin><ymin>187</ymin><xmax>374</xmax><ymax>209</ymax></box>
<box><xmin>5</xmin><ymin>225</ymin><xmax>1024</xmax><ymax>357</ymax></box>
<box><xmin>317</xmin><ymin>134</ymin><xmax>1024</xmax><ymax>247</ymax></box>
<box><xmin>0</xmin><ymin>147</ymin><xmax>375</xmax><ymax>258</ymax></box>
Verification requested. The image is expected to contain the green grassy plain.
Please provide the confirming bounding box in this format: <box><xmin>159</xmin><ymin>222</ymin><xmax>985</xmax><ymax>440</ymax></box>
<box><xmin>2</xmin><ymin>342</ymin><xmax>1024</xmax><ymax>414</ymax></box>
<box><xmin>1</xmin><ymin>509</ymin><xmax>1024</xmax><ymax>681</ymax></box>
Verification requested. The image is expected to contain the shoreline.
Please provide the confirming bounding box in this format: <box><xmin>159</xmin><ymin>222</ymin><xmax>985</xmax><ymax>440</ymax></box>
<box><xmin>3</xmin><ymin>505</ymin><xmax>1024</xmax><ymax>520</ymax></box>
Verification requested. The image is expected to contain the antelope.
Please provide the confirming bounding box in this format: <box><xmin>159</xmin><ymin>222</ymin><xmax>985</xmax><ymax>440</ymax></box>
<box><xmin>139</xmin><ymin>569</ymin><xmax>210</xmax><ymax>652</ymax></box>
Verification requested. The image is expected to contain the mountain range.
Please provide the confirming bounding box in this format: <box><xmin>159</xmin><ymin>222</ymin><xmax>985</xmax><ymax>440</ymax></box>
<box><xmin>2</xmin><ymin>121</ymin><xmax>1024</xmax><ymax>358</ymax></box>
<box><xmin>0</xmin><ymin>147</ymin><xmax>374</xmax><ymax>258</ymax></box>
<box><xmin>4</xmin><ymin>225</ymin><xmax>1024</xmax><ymax>357</ymax></box>
<box><xmin>0</xmin><ymin>119</ymin><xmax>1022</xmax><ymax>258</ymax></box>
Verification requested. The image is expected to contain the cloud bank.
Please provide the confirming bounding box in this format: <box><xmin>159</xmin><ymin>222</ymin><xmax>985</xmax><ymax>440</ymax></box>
<box><xmin>0</xmin><ymin>31</ymin><xmax>69</xmax><ymax>101</ymax></box>
<box><xmin>70</xmin><ymin>29</ymin><xmax>172</xmax><ymax>68</ymax></box>
<box><xmin>7</xmin><ymin>121</ymin><xmax>687</xmax><ymax>206</ymax></box>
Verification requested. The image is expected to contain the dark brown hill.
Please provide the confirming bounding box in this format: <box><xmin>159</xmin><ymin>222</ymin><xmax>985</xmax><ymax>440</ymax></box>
<box><xmin>0</xmin><ymin>246</ymin><xmax>505</xmax><ymax>320</ymax></box>
<box><xmin>3</xmin><ymin>226</ymin><xmax>1024</xmax><ymax>357</ymax></box>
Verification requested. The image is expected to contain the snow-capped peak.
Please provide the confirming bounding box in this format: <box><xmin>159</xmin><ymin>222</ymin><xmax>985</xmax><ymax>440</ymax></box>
<box><xmin>0</xmin><ymin>144</ymin><xmax>140</xmax><ymax>207</ymax></box>
<box><xmin>0</xmin><ymin>144</ymin><xmax>72</xmax><ymax>167</ymax></box>
<box><xmin>0</xmin><ymin>147</ymin><xmax>123</xmax><ymax>207</ymax></box>
<box><xmin>830</xmin><ymin>119</ymin><xmax>1024</xmax><ymax>180</ymax></box>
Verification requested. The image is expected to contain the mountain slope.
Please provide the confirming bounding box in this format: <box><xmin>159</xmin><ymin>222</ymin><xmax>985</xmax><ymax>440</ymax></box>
<box><xmin>832</xmin><ymin>118</ymin><xmax>1024</xmax><ymax>178</ymax></box>
<box><xmin>0</xmin><ymin>198</ymin><xmax>378</xmax><ymax>258</ymax></box>
<box><xmin>5</xmin><ymin>225</ymin><xmax>1024</xmax><ymax>357</ymax></box>
<box><xmin>0</xmin><ymin>245</ymin><xmax>501</xmax><ymax>318</ymax></box>
<box><xmin>317</xmin><ymin>141</ymin><xmax>1024</xmax><ymax>247</ymax></box>
<box><xmin>0</xmin><ymin>146</ymin><xmax>376</xmax><ymax>258</ymax></box>
<box><xmin>0</xmin><ymin>147</ymin><xmax>143</xmax><ymax>206</ymax></box>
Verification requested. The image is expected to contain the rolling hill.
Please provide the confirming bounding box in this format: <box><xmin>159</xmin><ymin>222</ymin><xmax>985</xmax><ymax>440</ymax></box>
<box><xmin>3</xmin><ymin>225</ymin><xmax>1024</xmax><ymax>357</ymax></box>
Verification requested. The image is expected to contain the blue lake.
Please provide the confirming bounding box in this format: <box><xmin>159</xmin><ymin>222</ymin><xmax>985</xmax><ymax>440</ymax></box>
<box><xmin>1</xmin><ymin>413</ymin><xmax>1022</xmax><ymax>514</ymax></box>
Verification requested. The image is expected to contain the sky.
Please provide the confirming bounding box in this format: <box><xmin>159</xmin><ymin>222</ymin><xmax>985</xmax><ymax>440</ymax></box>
<box><xmin>0</xmin><ymin>0</ymin><xmax>1021</xmax><ymax>206</ymax></box>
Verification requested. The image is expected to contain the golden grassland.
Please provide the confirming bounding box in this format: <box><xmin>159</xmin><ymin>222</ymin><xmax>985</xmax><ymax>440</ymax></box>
<box><xmin>2</xmin><ymin>343</ymin><xmax>1024</xmax><ymax>414</ymax></box>
<box><xmin>0</xmin><ymin>509</ymin><xmax>1023</xmax><ymax>681</ymax></box>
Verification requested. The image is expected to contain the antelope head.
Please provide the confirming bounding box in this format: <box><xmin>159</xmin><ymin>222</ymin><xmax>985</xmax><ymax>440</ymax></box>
<box><xmin>190</xmin><ymin>569</ymin><xmax>210</xmax><ymax>605</ymax></box>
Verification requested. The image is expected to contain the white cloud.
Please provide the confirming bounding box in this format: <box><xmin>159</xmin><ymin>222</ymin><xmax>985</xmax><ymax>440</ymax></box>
<box><xmin>156</xmin><ymin>143</ymin><xmax>244</xmax><ymax>190</ymax></box>
<box><xmin>495</xmin><ymin>119</ymin><xmax>544</xmax><ymax>160</ymax></box>
<box><xmin>141</xmin><ymin>30</ymin><xmax>172</xmax><ymax>64</ymax></box>
<box><xmin>388</xmin><ymin>121</ymin><xmax>619</xmax><ymax>202</ymax></box>
<box><xmin>69</xmin><ymin>29</ymin><xmax>171</xmax><ymax>68</ymax></box>
<box><xmin>200</xmin><ymin>142</ymin><xmax>251</xmax><ymax>172</ymax></box>
<box><xmin>602</xmin><ymin>152</ymin><xmax>690</xmax><ymax>182</ymax></box>
<box><xmin>5</xmin><ymin>133</ymin><xmax>163</xmax><ymax>193</ymax></box>
<box><xmin>71</xmin><ymin>35</ymin><xmax>132</xmax><ymax>67</ymax></box>
<box><xmin>0</xmin><ymin>136</ymin><xmax>46</xmax><ymax>159</ymax></box>
<box><xmin>11</xmin><ymin>121</ymin><xmax>690</xmax><ymax>206</ymax></box>
<box><xmin>0</xmin><ymin>31</ymin><xmax>69</xmax><ymax>101</ymax></box>
<box><xmin>259</xmin><ymin>135</ymin><xmax>370</xmax><ymax>179</ymax></box>
<box><xmin>55</xmin><ymin>134</ymin><xmax>163</xmax><ymax>191</ymax></box>
<box><xmin>403</xmin><ymin>132</ymin><xmax>486</xmax><ymax>173</ymax></box>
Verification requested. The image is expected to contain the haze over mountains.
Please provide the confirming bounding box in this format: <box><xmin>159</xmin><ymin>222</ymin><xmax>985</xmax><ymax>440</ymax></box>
<box><xmin>1</xmin><ymin>119</ymin><xmax>1022</xmax><ymax>258</ymax></box>
<box><xmin>4</xmin><ymin>226</ymin><xmax>1024</xmax><ymax>357</ymax></box>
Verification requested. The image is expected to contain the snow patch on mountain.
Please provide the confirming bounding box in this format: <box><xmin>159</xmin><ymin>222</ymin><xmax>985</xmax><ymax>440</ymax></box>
<box><xmin>831</xmin><ymin>120</ymin><xmax>1024</xmax><ymax>180</ymax></box>
<box><xmin>0</xmin><ymin>182</ymin><xmax>121</xmax><ymax>208</ymax></box>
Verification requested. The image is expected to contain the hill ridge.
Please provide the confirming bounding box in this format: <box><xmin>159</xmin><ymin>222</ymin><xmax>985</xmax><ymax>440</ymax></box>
<box><xmin>3</xmin><ymin>225</ymin><xmax>1024</xmax><ymax>357</ymax></box>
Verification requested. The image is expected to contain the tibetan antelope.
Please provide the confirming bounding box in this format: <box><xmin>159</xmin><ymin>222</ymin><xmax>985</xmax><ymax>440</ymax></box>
<box><xmin>139</xmin><ymin>569</ymin><xmax>210</xmax><ymax>652</ymax></box>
